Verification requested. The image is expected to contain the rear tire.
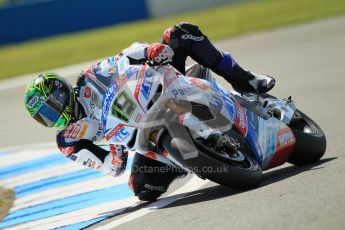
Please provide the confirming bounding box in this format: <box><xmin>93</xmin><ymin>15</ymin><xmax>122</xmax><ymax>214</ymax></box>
<box><xmin>288</xmin><ymin>111</ymin><xmax>326</xmax><ymax>166</ymax></box>
<box><xmin>160</xmin><ymin>129</ymin><xmax>262</xmax><ymax>189</ymax></box>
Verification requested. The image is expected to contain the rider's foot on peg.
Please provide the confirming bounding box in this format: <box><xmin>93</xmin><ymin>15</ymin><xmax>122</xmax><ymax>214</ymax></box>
<box><xmin>229</xmin><ymin>65</ymin><xmax>276</xmax><ymax>94</ymax></box>
<box><xmin>249</xmin><ymin>72</ymin><xmax>276</xmax><ymax>94</ymax></box>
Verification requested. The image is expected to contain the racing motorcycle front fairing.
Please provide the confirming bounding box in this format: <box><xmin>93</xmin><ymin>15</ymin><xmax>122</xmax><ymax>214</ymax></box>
<box><xmin>102</xmin><ymin>64</ymin><xmax>235</xmax><ymax>145</ymax></box>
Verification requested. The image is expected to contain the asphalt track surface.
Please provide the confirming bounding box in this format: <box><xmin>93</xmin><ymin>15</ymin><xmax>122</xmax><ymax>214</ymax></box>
<box><xmin>1</xmin><ymin>16</ymin><xmax>345</xmax><ymax>229</ymax></box>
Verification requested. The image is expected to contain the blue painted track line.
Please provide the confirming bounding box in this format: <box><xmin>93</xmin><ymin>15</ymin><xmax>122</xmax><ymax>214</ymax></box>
<box><xmin>0</xmin><ymin>150</ymin><xmax>135</xmax><ymax>229</ymax></box>
<box><xmin>14</xmin><ymin>169</ymin><xmax>101</xmax><ymax>198</ymax></box>
<box><xmin>0</xmin><ymin>183</ymin><xmax>133</xmax><ymax>228</ymax></box>
<box><xmin>53</xmin><ymin>217</ymin><xmax>106</xmax><ymax>230</ymax></box>
<box><xmin>14</xmin><ymin>157</ymin><xmax>133</xmax><ymax>198</ymax></box>
<box><xmin>0</xmin><ymin>154</ymin><xmax>69</xmax><ymax>180</ymax></box>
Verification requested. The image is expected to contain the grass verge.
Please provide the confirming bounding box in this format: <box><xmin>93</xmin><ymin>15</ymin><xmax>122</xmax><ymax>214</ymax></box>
<box><xmin>0</xmin><ymin>187</ymin><xmax>14</xmax><ymax>222</ymax></box>
<box><xmin>1</xmin><ymin>0</ymin><xmax>345</xmax><ymax>79</ymax></box>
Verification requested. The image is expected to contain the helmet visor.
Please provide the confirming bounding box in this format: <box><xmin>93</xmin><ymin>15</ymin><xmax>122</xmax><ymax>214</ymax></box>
<box><xmin>33</xmin><ymin>102</ymin><xmax>61</xmax><ymax>127</ymax></box>
<box><xmin>32</xmin><ymin>87</ymin><xmax>70</xmax><ymax>128</ymax></box>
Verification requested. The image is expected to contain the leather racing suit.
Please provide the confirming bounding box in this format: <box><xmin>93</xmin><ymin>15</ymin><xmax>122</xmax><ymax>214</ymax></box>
<box><xmin>56</xmin><ymin>42</ymin><xmax>150</xmax><ymax>177</ymax></box>
<box><xmin>56</xmin><ymin>42</ymin><xmax>183</xmax><ymax>202</ymax></box>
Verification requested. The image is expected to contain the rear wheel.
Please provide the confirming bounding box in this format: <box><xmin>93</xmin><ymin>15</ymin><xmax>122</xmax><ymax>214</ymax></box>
<box><xmin>160</xmin><ymin>129</ymin><xmax>262</xmax><ymax>189</ymax></box>
<box><xmin>288</xmin><ymin>110</ymin><xmax>326</xmax><ymax>165</ymax></box>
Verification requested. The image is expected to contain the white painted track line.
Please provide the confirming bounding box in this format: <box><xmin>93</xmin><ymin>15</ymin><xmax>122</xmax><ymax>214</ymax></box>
<box><xmin>0</xmin><ymin>162</ymin><xmax>81</xmax><ymax>188</ymax></box>
<box><xmin>0</xmin><ymin>148</ymin><xmax>58</xmax><ymax>168</ymax></box>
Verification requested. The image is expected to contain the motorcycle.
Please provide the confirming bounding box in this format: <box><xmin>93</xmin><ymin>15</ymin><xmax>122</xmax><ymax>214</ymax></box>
<box><xmin>102</xmin><ymin>56</ymin><xmax>327</xmax><ymax>189</ymax></box>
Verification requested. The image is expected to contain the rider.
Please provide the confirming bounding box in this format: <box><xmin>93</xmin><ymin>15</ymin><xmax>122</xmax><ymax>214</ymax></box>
<box><xmin>24</xmin><ymin>22</ymin><xmax>275</xmax><ymax>201</ymax></box>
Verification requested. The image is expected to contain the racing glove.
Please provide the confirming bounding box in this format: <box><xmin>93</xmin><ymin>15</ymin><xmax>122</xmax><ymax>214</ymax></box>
<box><xmin>102</xmin><ymin>144</ymin><xmax>128</xmax><ymax>177</ymax></box>
<box><xmin>146</xmin><ymin>43</ymin><xmax>174</xmax><ymax>65</ymax></box>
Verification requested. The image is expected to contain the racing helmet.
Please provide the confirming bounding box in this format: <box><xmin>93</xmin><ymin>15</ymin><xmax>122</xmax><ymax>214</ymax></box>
<box><xmin>24</xmin><ymin>73</ymin><xmax>75</xmax><ymax>129</ymax></box>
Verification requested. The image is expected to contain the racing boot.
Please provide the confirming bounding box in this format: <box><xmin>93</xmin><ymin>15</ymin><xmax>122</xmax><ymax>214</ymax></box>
<box><xmin>215</xmin><ymin>52</ymin><xmax>275</xmax><ymax>94</ymax></box>
<box><xmin>229</xmin><ymin>64</ymin><xmax>276</xmax><ymax>94</ymax></box>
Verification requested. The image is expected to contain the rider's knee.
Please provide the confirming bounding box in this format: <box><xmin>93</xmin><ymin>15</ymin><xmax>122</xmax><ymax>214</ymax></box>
<box><xmin>128</xmin><ymin>172</ymin><xmax>166</xmax><ymax>201</ymax></box>
<box><xmin>128</xmin><ymin>153</ymin><xmax>182</xmax><ymax>201</ymax></box>
<box><xmin>175</xmin><ymin>22</ymin><xmax>204</xmax><ymax>37</ymax></box>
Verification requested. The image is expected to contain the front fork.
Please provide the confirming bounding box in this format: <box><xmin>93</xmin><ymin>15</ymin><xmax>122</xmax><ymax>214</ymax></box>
<box><xmin>143</xmin><ymin>99</ymin><xmax>235</xmax><ymax>170</ymax></box>
<box><xmin>148</xmin><ymin>100</ymin><xmax>219</xmax><ymax>162</ymax></box>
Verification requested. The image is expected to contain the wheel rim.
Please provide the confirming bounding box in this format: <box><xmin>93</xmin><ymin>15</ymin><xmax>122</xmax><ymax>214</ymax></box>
<box><xmin>194</xmin><ymin>138</ymin><xmax>256</xmax><ymax>170</ymax></box>
<box><xmin>290</xmin><ymin>113</ymin><xmax>317</xmax><ymax>135</ymax></box>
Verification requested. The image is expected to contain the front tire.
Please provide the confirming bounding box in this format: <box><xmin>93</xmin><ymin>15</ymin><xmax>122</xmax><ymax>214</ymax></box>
<box><xmin>161</xmin><ymin>129</ymin><xmax>262</xmax><ymax>189</ymax></box>
<box><xmin>288</xmin><ymin>110</ymin><xmax>327</xmax><ymax>165</ymax></box>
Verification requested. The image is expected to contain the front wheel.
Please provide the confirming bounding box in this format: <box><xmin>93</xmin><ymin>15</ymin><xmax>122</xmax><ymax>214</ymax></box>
<box><xmin>288</xmin><ymin>110</ymin><xmax>327</xmax><ymax>165</ymax></box>
<box><xmin>160</xmin><ymin>129</ymin><xmax>262</xmax><ymax>189</ymax></box>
